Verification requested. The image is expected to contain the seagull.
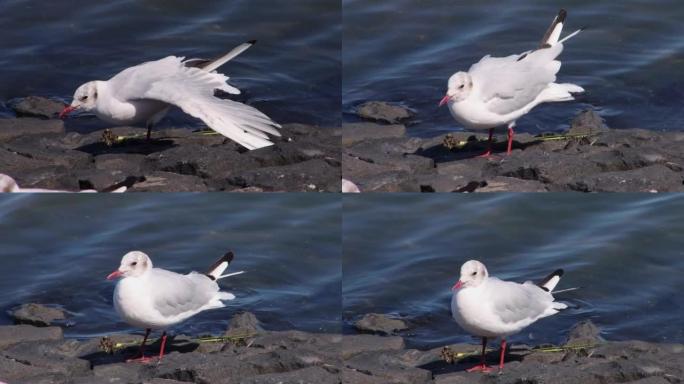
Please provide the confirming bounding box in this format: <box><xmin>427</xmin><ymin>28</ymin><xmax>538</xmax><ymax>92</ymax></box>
<box><xmin>451</xmin><ymin>260</ymin><xmax>567</xmax><ymax>373</ymax></box>
<box><xmin>0</xmin><ymin>173</ymin><xmax>126</xmax><ymax>193</ymax></box>
<box><xmin>60</xmin><ymin>40</ymin><xmax>281</xmax><ymax>150</ymax></box>
<box><xmin>106</xmin><ymin>250</ymin><xmax>243</xmax><ymax>362</ymax></box>
<box><xmin>439</xmin><ymin>9</ymin><xmax>584</xmax><ymax>156</ymax></box>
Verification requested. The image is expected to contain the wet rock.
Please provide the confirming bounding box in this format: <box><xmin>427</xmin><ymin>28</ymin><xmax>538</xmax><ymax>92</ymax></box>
<box><xmin>239</xmin><ymin>366</ymin><xmax>340</xmax><ymax>384</ymax></box>
<box><xmin>0</xmin><ymin>325</ymin><xmax>63</xmax><ymax>349</ymax></box>
<box><xmin>10</xmin><ymin>304</ymin><xmax>67</xmax><ymax>327</ymax></box>
<box><xmin>568</xmin><ymin>109</ymin><xmax>610</xmax><ymax>136</ymax></box>
<box><xmin>565</xmin><ymin>320</ymin><xmax>604</xmax><ymax>346</ymax></box>
<box><xmin>225</xmin><ymin>311</ymin><xmax>264</xmax><ymax>338</ymax></box>
<box><xmin>0</xmin><ymin>118</ymin><xmax>65</xmax><ymax>142</ymax></box>
<box><xmin>128</xmin><ymin>172</ymin><xmax>208</xmax><ymax>192</ymax></box>
<box><xmin>567</xmin><ymin>164</ymin><xmax>684</xmax><ymax>192</ymax></box>
<box><xmin>227</xmin><ymin>159</ymin><xmax>340</xmax><ymax>192</ymax></box>
<box><xmin>343</xmin><ymin>122</ymin><xmax>407</xmax><ymax>146</ymax></box>
<box><xmin>11</xmin><ymin>96</ymin><xmax>66</xmax><ymax>119</ymax></box>
<box><xmin>476</xmin><ymin>176</ymin><xmax>548</xmax><ymax>192</ymax></box>
<box><xmin>354</xmin><ymin>313</ymin><xmax>409</xmax><ymax>335</ymax></box>
<box><xmin>342</xmin><ymin>335</ymin><xmax>405</xmax><ymax>359</ymax></box>
<box><xmin>0</xmin><ymin>120</ymin><xmax>339</xmax><ymax>192</ymax></box>
<box><xmin>356</xmin><ymin>101</ymin><xmax>413</xmax><ymax>124</ymax></box>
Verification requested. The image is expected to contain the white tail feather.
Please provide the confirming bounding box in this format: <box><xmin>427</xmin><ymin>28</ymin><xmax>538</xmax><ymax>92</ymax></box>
<box><xmin>203</xmin><ymin>41</ymin><xmax>256</xmax><ymax>73</ymax></box>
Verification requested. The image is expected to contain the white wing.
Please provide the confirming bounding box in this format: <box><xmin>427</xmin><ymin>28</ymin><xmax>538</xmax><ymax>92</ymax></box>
<box><xmin>484</xmin><ymin>278</ymin><xmax>564</xmax><ymax>326</ymax></box>
<box><xmin>147</xmin><ymin>269</ymin><xmax>220</xmax><ymax>318</ymax></box>
<box><xmin>109</xmin><ymin>56</ymin><xmax>281</xmax><ymax>150</ymax></box>
<box><xmin>469</xmin><ymin>44</ymin><xmax>565</xmax><ymax>115</ymax></box>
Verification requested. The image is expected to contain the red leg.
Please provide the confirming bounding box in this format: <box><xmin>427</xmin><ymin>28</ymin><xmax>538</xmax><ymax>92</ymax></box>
<box><xmin>158</xmin><ymin>331</ymin><xmax>168</xmax><ymax>360</ymax></box>
<box><xmin>478</xmin><ymin>128</ymin><xmax>494</xmax><ymax>157</ymax></box>
<box><xmin>126</xmin><ymin>328</ymin><xmax>153</xmax><ymax>363</ymax></box>
<box><xmin>506</xmin><ymin>126</ymin><xmax>514</xmax><ymax>155</ymax></box>
<box><xmin>499</xmin><ymin>338</ymin><xmax>507</xmax><ymax>371</ymax></box>
<box><xmin>466</xmin><ymin>337</ymin><xmax>493</xmax><ymax>373</ymax></box>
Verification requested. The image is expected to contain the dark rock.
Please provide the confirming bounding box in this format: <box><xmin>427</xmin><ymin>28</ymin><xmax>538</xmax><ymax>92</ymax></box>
<box><xmin>147</xmin><ymin>144</ymin><xmax>260</xmax><ymax>179</ymax></box>
<box><xmin>11</xmin><ymin>96</ymin><xmax>66</xmax><ymax>119</ymax></box>
<box><xmin>342</xmin><ymin>335</ymin><xmax>405</xmax><ymax>359</ymax></box>
<box><xmin>239</xmin><ymin>366</ymin><xmax>340</xmax><ymax>384</ymax></box>
<box><xmin>354</xmin><ymin>313</ymin><xmax>409</xmax><ymax>335</ymax></box>
<box><xmin>9</xmin><ymin>304</ymin><xmax>67</xmax><ymax>327</ymax></box>
<box><xmin>0</xmin><ymin>118</ymin><xmax>65</xmax><ymax>142</ymax></box>
<box><xmin>0</xmin><ymin>325</ymin><xmax>63</xmax><ymax>350</ymax></box>
<box><xmin>128</xmin><ymin>172</ymin><xmax>208</xmax><ymax>192</ymax></box>
<box><xmin>568</xmin><ymin>109</ymin><xmax>610</xmax><ymax>136</ymax></box>
<box><xmin>476</xmin><ymin>176</ymin><xmax>548</xmax><ymax>192</ymax></box>
<box><xmin>227</xmin><ymin>159</ymin><xmax>340</xmax><ymax>192</ymax></box>
<box><xmin>225</xmin><ymin>311</ymin><xmax>264</xmax><ymax>338</ymax></box>
<box><xmin>343</xmin><ymin>123</ymin><xmax>406</xmax><ymax>147</ymax></box>
<box><xmin>356</xmin><ymin>101</ymin><xmax>413</xmax><ymax>124</ymax></box>
<box><xmin>567</xmin><ymin>164</ymin><xmax>684</xmax><ymax>192</ymax></box>
<box><xmin>565</xmin><ymin>320</ymin><xmax>604</xmax><ymax>346</ymax></box>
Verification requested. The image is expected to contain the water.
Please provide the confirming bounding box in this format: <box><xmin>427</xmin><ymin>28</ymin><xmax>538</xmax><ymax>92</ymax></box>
<box><xmin>0</xmin><ymin>194</ymin><xmax>341</xmax><ymax>338</ymax></box>
<box><xmin>343</xmin><ymin>194</ymin><xmax>684</xmax><ymax>349</ymax></box>
<box><xmin>0</xmin><ymin>0</ymin><xmax>341</xmax><ymax>128</ymax></box>
<box><xmin>343</xmin><ymin>0</ymin><xmax>684</xmax><ymax>137</ymax></box>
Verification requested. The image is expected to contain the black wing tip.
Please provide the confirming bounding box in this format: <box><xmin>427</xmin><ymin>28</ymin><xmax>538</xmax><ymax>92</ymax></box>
<box><xmin>224</xmin><ymin>251</ymin><xmax>235</xmax><ymax>263</ymax></box>
<box><xmin>552</xmin><ymin>268</ymin><xmax>564</xmax><ymax>277</ymax></box>
<box><xmin>557</xmin><ymin>9</ymin><xmax>567</xmax><ymax>22</ymax></box>
<box><xmin>247</xmin><ymin>39</ymin><xmax>257</xmax><ymax>45</ymax></box>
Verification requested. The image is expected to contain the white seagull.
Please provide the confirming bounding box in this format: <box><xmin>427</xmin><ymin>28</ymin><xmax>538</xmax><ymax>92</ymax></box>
<box><xmin>439</xmin><ymin>9</ymin><xmax>584</xmax><ymax>156</ymax></box>
<box><xmin>451</xmin><ymin>260</ymin><xmax>567</xmax><ymax>372</ymax></box>
<box><xmin>106</xmin><ymin>250</ymin><xmax>243</xmax><ymax>362</ymax></box>
<box><xmin>61</xmin><ymin>40</ymin><xmax>281</xmax><ymax>150</ymax></box>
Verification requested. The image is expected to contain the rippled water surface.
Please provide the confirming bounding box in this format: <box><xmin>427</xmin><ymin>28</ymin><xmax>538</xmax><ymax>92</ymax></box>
<box><xmin>343</xmin><ymin>0</ymin><xmax>684</xmax><ymax>137</ymax></box>
<box><xmin>0</xmin><ymin>0</ymin><xmax>341</xmax><ymax>128</ymax></box>
<box><xmin>0</xmin><ymin>194</ymin><xmax>341</xmax><ymax>338</ymax></box>
<box><xmin>343</xmin><ymin>194</ymin><xmax>684</xmax><ymax>349</ymax></box>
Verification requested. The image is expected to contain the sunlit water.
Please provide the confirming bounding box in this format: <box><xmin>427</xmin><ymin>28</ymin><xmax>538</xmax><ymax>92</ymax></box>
<box><xmin>343</xmin><ymin>0</ymin><xmax>684</xmax><ymax>137</ymax></box>
<box><xmin>343</xmin><ymin>194</ymin><xmax>684</xmax><ymax>349</ymax></box>
<box><xmin>0</xmin><ymin>194</ymin><xmax>341</xmax><ymax>338</ymax></box>
<box><xmin>0</xmin><ymin>0</ymin><xmax>341</xmax><ymax>130</ymax></box>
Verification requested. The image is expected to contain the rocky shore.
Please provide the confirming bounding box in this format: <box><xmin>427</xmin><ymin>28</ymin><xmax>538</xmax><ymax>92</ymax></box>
<box><xmin>1</xmin><ymin>97</ymin><xmax>341</xmax><ymax>192</ymax></box>
<box><xmin>0</xmin><ymin>305</ymin><xmax>341</xmax><ymax>384</ymax></box>
<box><xmin>343</xmin><ymin>101</ymin><xmax>684</xmax><ymax>192</ymax></box>
<box><xmin>344</xmin><ymin>314</ymin><xmax>684</xmax><ymax>384</ymax></box>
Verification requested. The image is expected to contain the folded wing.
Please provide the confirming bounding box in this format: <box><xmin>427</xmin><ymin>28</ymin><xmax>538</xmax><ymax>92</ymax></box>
<box><xmin>469</xmin><ymin>44</ymin><xmax>564</xmax><ymax>116</ymax></box>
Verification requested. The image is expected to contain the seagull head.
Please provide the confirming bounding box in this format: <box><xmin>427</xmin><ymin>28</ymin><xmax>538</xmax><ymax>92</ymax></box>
<box><xmin>452</xmin><ymin>259</ymin><xmax>488</xmax><ymax>290</ymax></box>
<box><xmin>107</xmin><ymin>251</ymin><xmax>153</xmax><ymax>280</ymax></box>
<box><xmin>60</xmin><ymin>81</ymin><xmax>100</xmax><ymax>119</ymax></box>
<box><xmin>439</xmin><ymin>72</ymin><xmax>473</xmax><ymax>107</ymax></box>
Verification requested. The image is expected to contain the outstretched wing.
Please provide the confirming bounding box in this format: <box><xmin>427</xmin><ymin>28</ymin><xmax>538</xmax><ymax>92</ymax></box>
<box><xmin>109</xmin><ymin>56</ymin><xmax>281</xmax><ymax>150</ymax></box>
<box><xmin>469</xmin><ymin>44</ymin><xmax>564</xmax><ymax>116</ymax></box>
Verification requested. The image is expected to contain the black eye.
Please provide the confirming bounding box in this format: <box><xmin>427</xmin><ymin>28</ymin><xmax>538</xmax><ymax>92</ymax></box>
<box><xmin>79</xmin><ymin>96</ymin><xmax>88</xmax><ymax>101</ymax></box>
<box><xmin>459</xmin><ymin>84</ymin><xmax>465</xmax><ymax>89</ymax></box>
<box><xmin>131</xmin><ymin>262</ymin><xmax>137</xmax><ymax>266</ymax></box>
<box><xmin>471</xmin><ymin>271</ymin><xmax>477</xmax><ymax>276</ymax></box>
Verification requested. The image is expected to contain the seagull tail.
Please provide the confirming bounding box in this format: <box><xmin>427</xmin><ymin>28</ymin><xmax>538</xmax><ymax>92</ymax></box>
<box><xmin>202</xmin><ymin>40</ymin><xmax>257</xmax><ymax>73</ymax></box>
<box><xmin>538</xmin><ymin>83</ymin><xmax>585</xmax><ymax>104</ymax></box>
<box><xmin>537</xmin><ymin>268</ymin><xmax>564</xmax><ymax>292</ymax></box>
<box><xmin>206</xmin><ymin>251</ymin><xmax>235</xmax><ymax>281</ymax></box>
<box><xmin>540</xmin><ymin>9</ymin><xmax>567</xmax><ymax>47</ymax></box>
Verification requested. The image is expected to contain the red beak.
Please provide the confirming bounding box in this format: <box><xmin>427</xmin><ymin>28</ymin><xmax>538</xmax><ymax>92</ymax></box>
<box><xmin>106</xmin><ymin>270</ymin><xmax>123</xmax><ymax>280</ymax></box>
<box><xmin>59</xmin><ymin>105</ymin><xmax>77</xmax><ymax>119</ymax></box>
<box><xmin>452</xmin><ymin>280</ymin><xmax>463</xmax><ymax>290</ymax></box>
<box><xmin>439</xmin><ymin>95</ymin><xmax>451</xmax><ymax>107</ymax></box>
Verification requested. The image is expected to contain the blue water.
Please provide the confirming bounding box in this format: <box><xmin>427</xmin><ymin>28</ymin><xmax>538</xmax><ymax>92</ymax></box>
<box><xmin>343</xmin><ymin>0</ymin><xmax>684</xmax><ymax>137</ymax></box>
<box><xmin>0</xmin><ymin>194</ymin><xmax>341</xmax><ymax>337</ymax></box>
<box><xmin>343</xmin><ymin>194</ymin><xmax>684</xmax><ymax>349</ymax></box>
<box><xmin>0</xmin><ymin>0</ymin><xmax>341</xmax><ymax>128</ymax></box>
